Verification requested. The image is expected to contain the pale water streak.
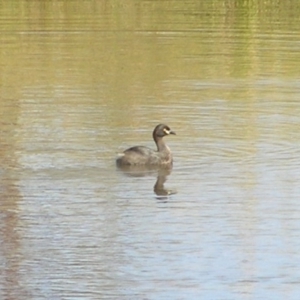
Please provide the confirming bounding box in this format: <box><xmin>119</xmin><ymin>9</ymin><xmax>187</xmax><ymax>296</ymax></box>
<box><xmin>1</xmin><ymin>1</ymin><xmax>300</xmax><ymax>300</ymax></box>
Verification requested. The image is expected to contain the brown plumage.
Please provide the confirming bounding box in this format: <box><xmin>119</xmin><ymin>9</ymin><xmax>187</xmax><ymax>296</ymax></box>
<box><xmin>116</xmin><ymin>124</ymin><xmax>176</xmax><ymax>166</ymax></box>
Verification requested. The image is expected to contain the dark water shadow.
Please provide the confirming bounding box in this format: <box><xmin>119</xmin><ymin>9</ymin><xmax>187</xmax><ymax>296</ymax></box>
<box><xmin>116</xmin><ymin>165</ymin><xmax>177</xmax><ymax>198</ymax></box>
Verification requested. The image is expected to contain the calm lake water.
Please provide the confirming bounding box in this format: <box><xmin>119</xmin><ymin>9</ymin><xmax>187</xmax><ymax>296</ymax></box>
<box><xmin>1</xmin><ymin>1</ymin><xmax>300</xmax><ymax>299</ymax></box>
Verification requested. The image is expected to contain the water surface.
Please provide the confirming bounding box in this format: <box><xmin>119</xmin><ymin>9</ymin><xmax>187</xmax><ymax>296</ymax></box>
<box><xmin>1</xmin><ymin>1</ymin><xmax>300</xmax><ymax>299</ymax></box>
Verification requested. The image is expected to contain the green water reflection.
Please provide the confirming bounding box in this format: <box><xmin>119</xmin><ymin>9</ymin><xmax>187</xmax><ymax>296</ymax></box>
<box><xmin>0</xmin><ymin>1</ymin><xmax>300</xmax><ymax>299</ymax></box>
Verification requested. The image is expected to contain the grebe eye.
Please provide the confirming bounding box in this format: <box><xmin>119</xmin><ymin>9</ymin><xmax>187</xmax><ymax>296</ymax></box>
<box><xmin>163</xmin><ymin>128</ymin><xmax>170</xmax><ymax>134</ymax></box>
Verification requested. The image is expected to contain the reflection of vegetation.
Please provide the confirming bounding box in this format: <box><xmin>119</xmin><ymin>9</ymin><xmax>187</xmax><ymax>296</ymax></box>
<box><xmin>1</xmin><ymin>1</ymin><xmax>300</xmax><ymax>30</ymax></box>
<box><xmin>0</xmin><ymin>0</ymin><xmax>299</xmax><ymax>125</ymax></box>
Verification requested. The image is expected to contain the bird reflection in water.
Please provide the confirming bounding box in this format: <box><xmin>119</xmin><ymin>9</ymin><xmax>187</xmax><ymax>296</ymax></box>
<box><xmin>117</xmin><ymin>165</ymin><xmax>176</xmax><ymax>198</ymax></box>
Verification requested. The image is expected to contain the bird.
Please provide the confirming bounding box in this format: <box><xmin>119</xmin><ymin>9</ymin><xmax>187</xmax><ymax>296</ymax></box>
<box><xmin>116</xmin><ymin>124</ymin><xmax>176</xmax><ymax>166</ymax></box>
